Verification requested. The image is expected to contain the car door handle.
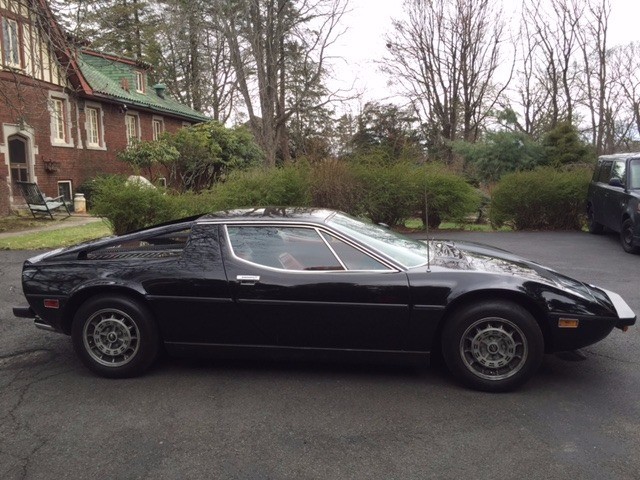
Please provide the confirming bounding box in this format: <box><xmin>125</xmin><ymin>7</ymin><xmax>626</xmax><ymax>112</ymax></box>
<box><xmin>237</xmin><ymin>275</ymin><xmax>260</xmax><ymax>285</ymax></box>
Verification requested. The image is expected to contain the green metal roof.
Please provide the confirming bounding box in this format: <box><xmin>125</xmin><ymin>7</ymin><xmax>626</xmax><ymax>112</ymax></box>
<box><xmin>77</xmin><ymin>52</ymin><xmax>209</xmax><ymax>123</ymax></box>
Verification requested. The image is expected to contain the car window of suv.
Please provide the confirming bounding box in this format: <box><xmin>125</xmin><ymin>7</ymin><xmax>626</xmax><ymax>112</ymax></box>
<box><xmin>227</xmin><ymin>225</ymin><xmax>344</xmax><ymax>271</ymax></box>
<box><xmin>630</xmin><ymin>160</ymin><xmax>640</xmax><ymax>189</ymax></box>
<box><xmin>611</xmin><ymin>160</ymin><xmax>627</xmax><ymax>185</ymax></box>
<box><xmin>598</xmin><ymin>161</ymin><xmax>613</xmax><ymax>182</ymax></box>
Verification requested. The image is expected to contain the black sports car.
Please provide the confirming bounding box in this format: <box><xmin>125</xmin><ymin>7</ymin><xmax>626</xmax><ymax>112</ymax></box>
<box><xmin>13</xmin><ymin>208</ymin><xmax>636</xmax><ymax>391</ymax></box>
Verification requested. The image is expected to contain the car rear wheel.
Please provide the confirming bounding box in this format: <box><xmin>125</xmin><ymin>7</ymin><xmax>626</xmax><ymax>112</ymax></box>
<box><xmin>72</xmin><ymin>294</ymin><xmax>159</xmax><ymax>378</ymax></box>
<box><xmin>620</xmin><ymin>218</ymin><xmax>639</xmax><ymax>254</ymax></box>
<box><xmin>441</xmin><ymin>300</ymin><xmax>544</xmax><ymax>392</ymax></box>
<box><xmin>587</xmin><ymin>206</ymin><xmax>604</xmax><ymax>234</ymax></box>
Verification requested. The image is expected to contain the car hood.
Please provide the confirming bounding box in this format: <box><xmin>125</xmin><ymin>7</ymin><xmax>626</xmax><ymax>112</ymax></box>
<box><xmin>422</xmin><ymin>239</ymin><xmax>615</xmax><ymax>307</ymax></box>
<box><xmin>426</xmin><ymin>239</ymin><xmax>546</xmax><ymax>276</ymax></box>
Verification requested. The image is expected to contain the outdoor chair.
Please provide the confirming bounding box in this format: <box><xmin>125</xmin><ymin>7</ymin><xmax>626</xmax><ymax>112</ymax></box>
<box><xmin>15</xmin><ymin>181</ymin><xmax>71</xmax><ymax>219</ymax></box>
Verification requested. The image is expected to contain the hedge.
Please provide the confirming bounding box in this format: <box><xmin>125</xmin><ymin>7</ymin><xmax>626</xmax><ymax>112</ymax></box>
<box><xmin>489</xmin><ymin>167</ymin><xmax>591</xmax><ymax>230</ymax></box>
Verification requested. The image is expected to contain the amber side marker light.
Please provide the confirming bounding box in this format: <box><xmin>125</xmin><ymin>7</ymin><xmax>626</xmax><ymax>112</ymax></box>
<box><xmin>44</xmin><ymin>299</ymin><xmax>59</xmax><ymax>309</ymax></box>
<box><xmin>558</xmin><ymin>318</ymin><xmax>579</xmax><ymax>328</ymax></box>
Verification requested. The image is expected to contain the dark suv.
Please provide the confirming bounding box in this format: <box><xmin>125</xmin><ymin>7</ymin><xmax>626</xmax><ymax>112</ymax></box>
<box><xmin>587</xmin><ymin>153</ymin><xmax>640</xmax><ymax>253</ymax></box>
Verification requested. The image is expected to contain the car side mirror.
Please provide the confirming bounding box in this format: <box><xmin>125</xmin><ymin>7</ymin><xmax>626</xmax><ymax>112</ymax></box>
<box><xmin>609</xmin><ymin>177</ymin><xmax>624</xmax><ymax>188</ymax></box>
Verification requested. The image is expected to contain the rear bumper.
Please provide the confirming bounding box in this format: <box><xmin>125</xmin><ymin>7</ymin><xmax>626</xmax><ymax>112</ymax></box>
<box><xmin>13</xmin><ymin>305</ymin><xmax>59</xmax><ymax>333</ymax></box>
<box><xmin>13</xmin><ymin>305</ymin><xmax>35</xmax><ymax>318</ymax></box>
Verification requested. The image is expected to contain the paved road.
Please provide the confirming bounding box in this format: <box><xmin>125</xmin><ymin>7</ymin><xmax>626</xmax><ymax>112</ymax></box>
<box><xmin>1</xmin><ymin>230</ymin><xmax>639</xmax><ymax>479</ymax></box>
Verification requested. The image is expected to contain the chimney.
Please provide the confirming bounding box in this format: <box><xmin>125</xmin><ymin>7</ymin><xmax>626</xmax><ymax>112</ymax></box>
<box><xmin>153</xmin><ymin>84</ymin><xmax>166</xmax><ymax>99</ymax></box>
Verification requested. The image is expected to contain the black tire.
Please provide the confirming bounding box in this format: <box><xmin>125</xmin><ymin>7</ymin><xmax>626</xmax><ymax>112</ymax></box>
<box><xmin>71</xmin><ymin>294</ymin><xmax>159</xmax><ymax>378</ymax></box>
<box><xmin>587</xmin><ymin>205</ymin><xmax>604</xmax><ymax>234</ymax></box>
<box><xmin>620</xmin><ymin>218</ymin><xmax>639</xmax><ymax>254</ymax></box>
<box><xmin>441</xmin><ymin>300</ymin><xmax>544</xmax><ymax>392</ymax></box>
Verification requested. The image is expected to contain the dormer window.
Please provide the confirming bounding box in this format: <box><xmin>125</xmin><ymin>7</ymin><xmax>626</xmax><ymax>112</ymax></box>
<box><xmin>135</xmin><ymin>71</ymin><xmax>145</xmax><ymax>93</ymax></box>
<box><xmin>2</xmin><ymin>17</ymin><xmax>21</xmax><ymax>68</ymax></box>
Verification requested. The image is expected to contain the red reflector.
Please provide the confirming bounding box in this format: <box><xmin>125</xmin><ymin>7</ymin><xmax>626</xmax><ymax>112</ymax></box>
<box><xmin>44</xmin><ymin>299</ymin><xmax>59</xmax><ymax>309</ymax></box>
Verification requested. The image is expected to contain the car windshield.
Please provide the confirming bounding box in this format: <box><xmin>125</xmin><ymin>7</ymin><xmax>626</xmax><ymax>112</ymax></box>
<box><xmin>327</xmin><ymin>213</ymin><xmax>429</xmax><ymax>268</ymax></box>
<box><xmin>630</xmin><ymin>159</ymin><xmax>640</xmax><ymax>189</ymax></box>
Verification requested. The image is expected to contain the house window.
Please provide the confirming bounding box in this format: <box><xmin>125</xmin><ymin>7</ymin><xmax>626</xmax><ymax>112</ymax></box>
<box><xmin>125</xmin><ymin>114</ymin><xmax>139</xmax><ymax>144</ymax></box>
<box><xmin>152</xmin><ymin>118</ymin><xmax>164</xmax><ymax>140</ymax></box>
<box><xmin>86</xmin><ymin>107</ymin><xmax>101</xmax><ymax>147</ymax></box>
<box><xmin>135</xmin><ymin>71</ymin><xmax>145</xmax><ymax>93</ymax></box>
<box><xmin>2</xmin><ymin>17</ymin><xmax>21</xmax><ymax>68</ymax></box>
<box><xmin>57</xmin><ymin>181</ymin><xmax>72</xmax><ymax>203</ymax></box>
<box><xmin>51</xmin><ymin>98</ymin><xmax>66</xmax><ymax>143</ymax></box>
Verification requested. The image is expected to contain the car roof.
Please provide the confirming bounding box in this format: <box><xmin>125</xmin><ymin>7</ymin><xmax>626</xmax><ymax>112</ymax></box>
<box><xmin>198</xmin><ymin>207</ymin><xmax>337</xmax><ymax>224</ymax></box>
<box><xmin>598</xmin><ymin>152</ymin><xmax>640</xmax><ymax>162</ymax></box>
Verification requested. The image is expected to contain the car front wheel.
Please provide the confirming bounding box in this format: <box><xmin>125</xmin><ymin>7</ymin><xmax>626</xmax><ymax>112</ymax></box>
<box><xmin>441</xmin><ymin>300</ymin><xmax>544</xmax><ymax>392</ymax></box>
<box><xmin>72</xmin><ymin>294</ymin><xmax>159</xmax><ymax>378</ymax></box>
<box><xmin>620</xmin><ymin>218</ymin><xmax>639</xmax><ymax>254</ymax></box>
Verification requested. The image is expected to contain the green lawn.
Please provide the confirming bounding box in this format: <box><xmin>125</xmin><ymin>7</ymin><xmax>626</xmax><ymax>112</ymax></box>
<box><xmin>0</xmin><ymin>222</ymin><xmax>112</xmax><ymax>250</ymax></box>
<box><xmin>403</xmin><ymin>218</ymin><xmax>511</xmax><ymax>232</ymax></box>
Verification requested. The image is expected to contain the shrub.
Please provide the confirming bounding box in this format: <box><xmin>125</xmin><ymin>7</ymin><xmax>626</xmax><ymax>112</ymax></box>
<box><xmin>310</xmin><ymin>159</ymin><xmax>361</xmax><ymax>213</ymax></box>
<box><xmin>209</xmin><ymin>165</ymin><xmax>312</xmax><ymax>210</ymax></box>
<box><xmin>415</xmin><ymin>164</ymin><xmax>482</xmax><ymax>228</ymax></box>
<box><xmin>117</xmin><ymin>138</ymin><xmax>179</xmax><ymax>182</ymax></box>
<box><xmin>91</xmin><ymin>176</ymin><xmax>178</xmax><ymax>235</ymax></box>
<box><xmin>89</xmin><ymin>161</ymin><xmax>483</xmax><ymax>233</ymax></box>
<box><xmin>166</xmin><ymin>122</ymin><xmax>263</xmax><ymax>192</ymax></box>
<box><xmin>347</xmin><ymin>161</ymin><xmax>480</xmax><ymax>228</ymax></box>
<box><xmin>350</xmin><ymin>161</ymin><xmax>418</xmax><ymax>226</ymax></box>
<box><xmin>490</xmin><ymin>167</ymin><xmax>591</xmax><ymax>230</ymax></box>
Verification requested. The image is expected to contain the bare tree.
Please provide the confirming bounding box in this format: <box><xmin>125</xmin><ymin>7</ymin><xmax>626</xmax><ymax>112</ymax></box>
<box><xmin>604</xmin><ymin>42</ymin><xmax>640</xmax><ymax>151</ymax></box>
<box><xmin>521</xmin><ymin>0</ymin><xmax>581</xmax><ymax>128</ymax></box>
<box><xmin>614</xmin><ymin>43</ymin><xmax>640</xmax><ymax>142</ymax></box>
<box><xmin>213</xmin><ymin>0</ymin><xmax>349</xmax><ymax>167</ymax></box>
<box><xmin>575</xmin><ymin>0</ymin><xmax>611</xmax><ymax>154</ymax></box>
<box><xmin>502</xmin><ymin>6</ymin><xmax>550</xmax><ymax>138</ymax></box>
<box><xmin>382</xmin><ymin>0</ymin><xmax>512</xmax><ymax>161</ymax></box>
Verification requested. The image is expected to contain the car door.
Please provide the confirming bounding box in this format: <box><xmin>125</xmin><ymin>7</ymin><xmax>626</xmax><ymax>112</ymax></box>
<box><xmin>592</xmin><ymin>160</ymin><xmax>613</xmax><ymax>227</ymax></box>
<box><xmin>604</xmin><ymin>160</ymin><xmax>628</xmax><ymax>231</ymax></box>
<box><xmin>145</xmin><ymin>223</ymin><xmax>277</xmax><ymax>347</ymax></box>
<box><xmin>221</xmin><ymin>224</ymin><xmax>411</xmax><ymax>351</ymax></box>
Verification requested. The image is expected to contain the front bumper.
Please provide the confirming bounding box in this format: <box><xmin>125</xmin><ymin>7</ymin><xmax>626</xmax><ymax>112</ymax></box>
<box><xmin>602</xmin><ymin>289</ymin><xmax>636</xmax><ymax>328</ymax></box>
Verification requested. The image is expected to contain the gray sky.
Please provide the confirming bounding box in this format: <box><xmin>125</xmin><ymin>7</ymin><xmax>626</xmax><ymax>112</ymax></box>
<box><xmin>331</xmin><ymin>0</ymin><xmax>640</xmax><ymax>112</ymax></box>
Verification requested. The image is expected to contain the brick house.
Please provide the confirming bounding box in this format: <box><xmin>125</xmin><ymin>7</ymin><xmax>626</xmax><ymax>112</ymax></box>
<box><xmin>0</xmin><ymin>0</ymin><xmax>208</xmax><ymax>215</ymax></box>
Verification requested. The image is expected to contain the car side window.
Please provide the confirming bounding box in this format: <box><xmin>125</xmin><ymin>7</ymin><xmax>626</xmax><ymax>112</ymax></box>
<box><xmin>86</xmin><ymin>228</ymin><xmax>191</xmax><ymax>260</ymax></box>
<box><xmin>611</xmin><ymin>160</ymin><xmax>626</xmax><ymax>185</ymax></box>
<box><xmin>630</xmin><ymin>160</ymin><xmax>640</xmax><ymax>189</ymax></box>
<box><xmin>320</xmin><ymin>232</ymin><xmax>391</xmax><ymax>271</ymax></box>
<box><xmin>598</xmin><ymin>161</ymin><xmax>613</xmax><ymax>183</ymax></box>
<box><xmin>227</xmin><ymin>226</ymin><xmax>344</xmax><ymax>271</ymax></box>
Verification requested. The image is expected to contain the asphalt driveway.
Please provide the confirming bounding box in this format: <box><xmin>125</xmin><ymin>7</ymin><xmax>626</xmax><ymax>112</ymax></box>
<box><xmin>1</xmin><ymin>230</ymin><xmax>638</xmax><ymax>479</ymax></box>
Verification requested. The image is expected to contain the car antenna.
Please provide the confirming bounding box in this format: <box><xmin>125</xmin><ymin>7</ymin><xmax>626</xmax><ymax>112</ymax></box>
<box><xmin>424</xmin><ymin>184</ymin><xmax>431</xmax><ymax>272</ymax></box>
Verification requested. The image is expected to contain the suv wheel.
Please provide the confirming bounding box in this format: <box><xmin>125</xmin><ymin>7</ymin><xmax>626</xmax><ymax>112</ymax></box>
<box><xmin>620</xmin><ymin>218</ymin><xmax>639</xmax><ymax>254</ymax></box>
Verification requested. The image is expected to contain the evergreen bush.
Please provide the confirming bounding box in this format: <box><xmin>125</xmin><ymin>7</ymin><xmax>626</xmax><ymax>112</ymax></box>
<box><xmin>91</xmin><ymin>176</ymin><xmax>178</xmax><ymax>235</ymax></box>
<box><xmin>490</xmin><ymin>167</ymin><xmax>591</xmax><ymax>230</ymax></box>
<box><xmin>209</xmin><ymin>165</ymin><xmax>312</xmax><ymax>210</ymax></box>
